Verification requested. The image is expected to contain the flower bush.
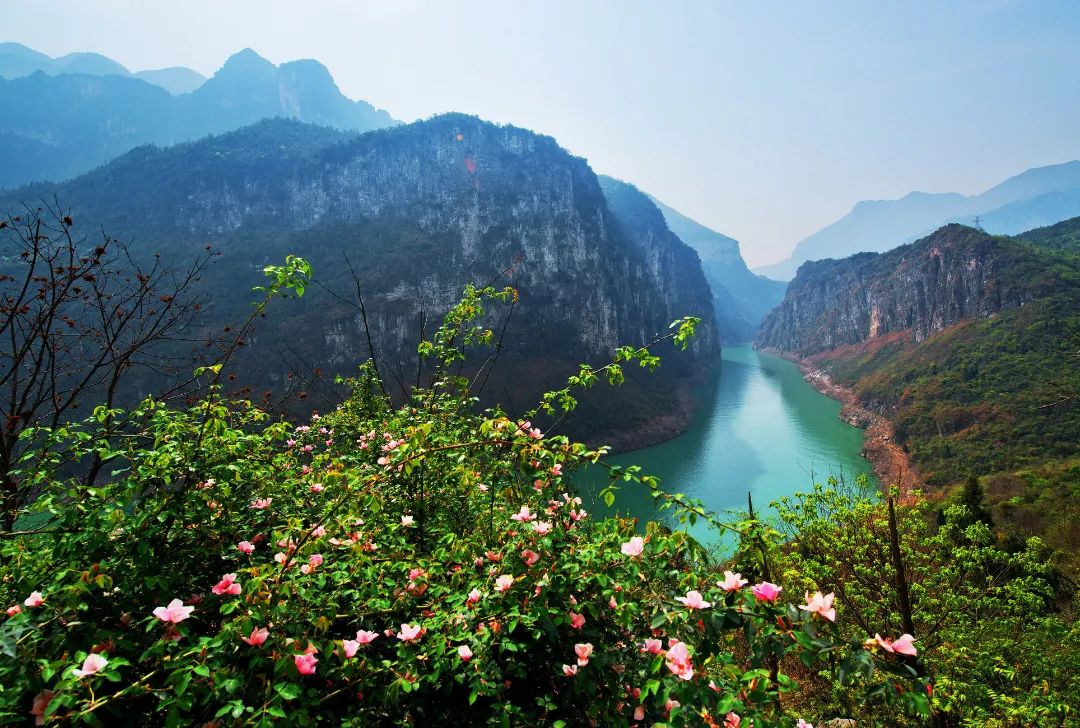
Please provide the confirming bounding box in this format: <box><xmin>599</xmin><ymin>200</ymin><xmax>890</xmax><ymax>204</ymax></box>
<box><xmin>0</xmin><ymin>281</ymin><xmax>930</xmax><ymax>726</ymax></box>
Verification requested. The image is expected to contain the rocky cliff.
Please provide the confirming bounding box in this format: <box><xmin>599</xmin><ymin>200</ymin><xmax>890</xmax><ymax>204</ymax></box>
<box><xmin>645</xmin><ymin>193</ymin><xmax>786</xmax><ymax>342</ymax></box>
<box><xmin>4</xmin><ymin>115</ymin><xmax>718</xmax><ymax>445</ymax></box>
<box><xmin>756</xmin><ymin>224</ymin><xmax>1047</xmax><ymax>356</ymax></box>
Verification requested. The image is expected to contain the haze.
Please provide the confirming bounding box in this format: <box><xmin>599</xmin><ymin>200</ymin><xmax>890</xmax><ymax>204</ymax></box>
<box><xmin>8</xmin><ymin>0</ymin><xmax>1080</xmax><ymax>266</ymax></box>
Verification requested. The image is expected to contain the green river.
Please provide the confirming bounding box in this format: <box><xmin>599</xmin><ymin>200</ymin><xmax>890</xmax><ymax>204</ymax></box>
<box><xmin>582</xmin><ymin>345</ymin><xmax>876</xmax><ymax>548</ymax></box>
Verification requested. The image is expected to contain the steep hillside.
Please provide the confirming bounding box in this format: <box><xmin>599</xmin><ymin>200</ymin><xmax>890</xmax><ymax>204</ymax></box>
<box><xmin>756</xmin><ymin>225</ymin><xmax>1059</xmax><ymax>356</ymax></box>
<box><xmin>757</xmin><ymin>161</ymin><xmax>1080</xmax><ymax>280</ymax></box>
<box><xmin>646</xmin><ymin>193</ymin><xmax>786</xmax><ymax>341</ymax></box>
<box><xmin>757</xmin><ymin>221</ymin><xmax>1080</xmax><ymax>560</ymax></box>
<box><xmin>0</xmin><ymin>48</ymin><xmax>396</xmax><ymax>188</ymax></box>
<box><xmin>3</xmin><ymin>115</ymin><xmax>718</xmax><ymax>446</ymax></box>
<box><xmin>1017</xmin><ymin>215</ymin><xmax>1080</xmax><ymax>253</ymax></box>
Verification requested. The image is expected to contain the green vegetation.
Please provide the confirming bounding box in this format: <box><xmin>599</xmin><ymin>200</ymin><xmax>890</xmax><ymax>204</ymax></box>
<box><xmin>773</xmin><ymin>479</ymin><xmax>1079</xmax><ymax>726</ymax></box>
<box><xmin>807</xmin><ymin>222</ymin><xmax>1080</xmax><ymax>579</ymax></box>
<box><xmin>1</xmin><ymin>274</ymin><xmax>935</xmax><ymax>726</ymax></box>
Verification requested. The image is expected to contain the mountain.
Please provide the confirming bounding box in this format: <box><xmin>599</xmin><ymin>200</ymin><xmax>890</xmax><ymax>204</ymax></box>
<box><xmin>0</xmin><ymin>47</ymin><xmax>397</xmax><ymax>189</ymax></box>
<box><xmin>134</xmin><ymin>67</ymin><xmax>207</xmax><ymax>94</ymax></box>
<box><xmin>757</xmin><ymin>161</ymin><xmax>1080</xmax><ymax>280</ymax></box>
<box><xmin>756</xmin><ymin>220</ymin><xmax>1080</xmax><ymax>556</ymax></box>
<box><xmin>3</xmin><ymin>115</ymin><xmax>718</xmax><ymax>447</ymax></box>
<box><xmin>0</xmin><ymin>42</ymin><xmax>53</xmax><ymax>78</ymax></box>
<box><xmin>646</xmin><ymin>193</ymin><xmax>786</xmax><ymax>341</ymax></box>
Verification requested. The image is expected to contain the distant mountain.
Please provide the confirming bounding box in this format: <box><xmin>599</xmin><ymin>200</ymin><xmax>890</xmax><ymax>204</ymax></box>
<box><xmin>134</xmin><ymin>67</ymin><xmax>206</xmax><ymax>94</ymax></box>
<box><xmin>2</xmin><ymin>116</ymin><xmax>718</xmax><ymax>447</ymax></box>
<box><xmin>756</xmin><ymin>161</ymin><xmax>1080</xmax><ymax>280</ymax></box>
<box><xmin>644</xmin><ymin>193</ymin><xmax>786</xmax><ymax>341</ymax></box>
<box><xmin>0</xmin><ymin>46</ymin><xmax>397</xmax><ymax>188</ymax></box>
<box><xmin>969</xmin><ymin>187</ymin><xmax>1080</xmax><ymax>236</ymax></box>
<box><xmin>0</xmin><ymin>41</ymin><xmax>207</xmax><ymax>94</ymax></box>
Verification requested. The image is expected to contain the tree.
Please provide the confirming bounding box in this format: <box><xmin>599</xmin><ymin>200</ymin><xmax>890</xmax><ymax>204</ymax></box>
<box><xmin>0</xmin><ymin>201</ymin><xmax>215</xmax><ymax>528</ymax></box>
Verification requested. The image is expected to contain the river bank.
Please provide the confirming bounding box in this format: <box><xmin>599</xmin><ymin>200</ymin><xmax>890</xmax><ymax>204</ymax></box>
<box><xmin>794</xmin><ymin>360</ymin><xmax>919</xmax><ymax>494</ymax></box>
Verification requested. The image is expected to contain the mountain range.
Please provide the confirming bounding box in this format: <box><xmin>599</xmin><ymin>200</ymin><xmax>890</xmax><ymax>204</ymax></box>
<box><xmin>0</xmin><ymin>45</ymin><xmax>397</xmax><ymax>189</ymax></box>
<box><xmin>2</xmin><ymin>114</ymin><xmax>722</xmax><ymax>447</ymax></box>
<box><xmin>0</xmin><ymin>41</ymin><xmax>207</xmax><ymax>93</ymax></box>
<box><xmin>756</xmin><ymin>161</ymin><xmax>1080</xmax><ymax>280</ymax></box>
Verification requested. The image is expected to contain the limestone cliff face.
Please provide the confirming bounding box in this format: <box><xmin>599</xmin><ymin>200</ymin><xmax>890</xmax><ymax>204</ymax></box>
<box><xmin>8</xmin><ymin>114</ymin><xmax>718</xmax><ymax>442</ymax></box>
<box><xmin>756</xmin><ymin>224</ymin><xmax>1041</xmax><ymax>357</ymax></box>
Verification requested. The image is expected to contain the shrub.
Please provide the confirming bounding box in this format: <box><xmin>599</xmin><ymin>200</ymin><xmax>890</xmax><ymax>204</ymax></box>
<box><xmin>1</xmin><ymin>279</ymin><xmax>928</xmax><ymax>726</ymax></box>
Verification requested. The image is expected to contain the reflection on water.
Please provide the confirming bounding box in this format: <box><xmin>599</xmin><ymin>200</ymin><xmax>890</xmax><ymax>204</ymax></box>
<box><xmin>580</xmin><ymin>346</ymin><xmax>876</xmax><ymax>548</ymax></box>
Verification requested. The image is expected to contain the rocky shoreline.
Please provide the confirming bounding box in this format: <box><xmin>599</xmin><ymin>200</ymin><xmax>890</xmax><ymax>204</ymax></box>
<box><xmin>796</xmin><ymin>361</ymin><xmax>919</xmax><ymax>493</ymax></box>
<box><xmin>756</xmin><ymin>347</ymin><xmax>919</xmax><ymax>493</ymax></box>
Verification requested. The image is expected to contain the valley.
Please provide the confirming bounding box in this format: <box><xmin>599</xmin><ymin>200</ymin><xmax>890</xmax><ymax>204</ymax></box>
<box><xmin>3</xmin><ymin>20</ymin><xmax>1079</xmax><ymax>725</ymax></box>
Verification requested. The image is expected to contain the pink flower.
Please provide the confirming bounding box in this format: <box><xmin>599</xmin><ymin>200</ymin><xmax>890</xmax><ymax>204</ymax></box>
<box><xmin>356</xmin><ymin>630</ymin><xmax>379</xmax><ymax>644</ymax></box>
<box><xmin>458</xmin><ymin>645</ymin><xmax>473</xmax><ymax>661</ymax></box>
<box><xmin>529</xmin><ymin>427</ymin><xmax>543</xmax><ymax>439</ymax></box>
<box><xmin>31</xmin><ymin>689</ymin><xmax>54</xmax><ymax>726</ymax></box>
<box><xmin>23</xmin><ymin>592</ymin><xmax>44</xmax><ymax>608</ymax></box>
<box><xmin>237</xmin><ymin>540</ymin><xmax>255</xmax><ymax>554</ymax></box>
<box><xmin>574</xmin><ymin>642</ymin><xmax>593</xmax><ymax>666</ymax></box>
<box><xmin>6</xmin><ymin>605</ymin><xmax>21</xmax><ymax>617</ymax></box>
<box><xmin>551</xmin><ymin>463</ymin><xmax>563</xmax><ymax>476</ymax></box>
<box><xmin>342</xmin><ymin>639</ymin><xmax>360</xmax><ymax>658</ymax></box>
<box><xmin>751</xmin><ymin>581</ymin><xmax>782</xmax><ymax>602</ymax></box>
<box><xmin>211</xmin><ymin>573</ymin><xmax>241</xmax><ymax>596</ymax></box>
<box><xmin>675</xmin><ymin>589</ymin><xmax>712</xmax><ymax>610</ymax></box>
<box><xmin>562</xmin><ymin>664</ymin><xmax>578</xmax><ymax>676</ymax></box>
<box><xmin>309</xmin><ymin>554</ymin><xmax>324</xmax><ymax>568</ymax></box>
<box><xmin>510</xmin><ymin>505</ymin><xmax>536</xmax><ymax>522</ymax></box>
<box><xmin>466</xmin><ymin>588</ymin><xmax>482</xmax><ymax>605</ymax></box>
<box><xmin>152</xmin><ymin>598</ymin><xmax>194</xmax><ymax>624</ymax></box>
<box><xmin>71</xmin><ymin>653</ymin><xmax>108</xmax><ymax>678</ymax></box>
<box><xmin>718</xmin><ymin>570</ymin><xmax>748</xmax><ymax>592</ymax></box>
<box><xmin>641</xmin><ymin>638</ymin><xmax>663</xmax><ymax>654</ymax></box>
<box><xmin>620</xmin><ymin>536</ymin><xmax>644</xmax><ymax>558</ymax></box>
<box><xmin>634</xmin><ymin>706</ymin><xmax>645</xmax><ymax>721</ymax></box>
<box><xmin>797</xmin><ymin>720</ymin><xmax>814</xmax><ymax>728</ymax></box>
<box><xmin>401</xmin><ymin>515</ymin><xmax>415</xmax><ymax>527</ymax></box>
<box><xmin>800</xmin><ymin>591</ymin><xmax>836</xmax><ymax>622</ymax></box>
<box><xmin>569</xmin><ymin>611</ymin><xmax>586</xmax><ymax>629</ymax></box>
<box><xmin>569</xmin><ymin>509</ymin><xmax>587</xmax><ymax>522</ymax></box>
<box><xmin>869</xmin><ymin>633</ymin><xmax>917</xmax><ymax>655</ymax></box>
<box><xmin>250</xmin><ymin>498</ymin><xmax>272</xmax><ymax>509</ymax></box>
<box><xmin>311</xmin><ymin>525</ymin><xmax>326</xmax><ymax>537</ymax></box>
<box><xmin>665</xmin><ymin>640</ymin><xmax>694</xmax><ymax>680</ymax></box>
<box><xmin>724</xmin><ymin>712</ymin><xmax>741</xmax><ymax>728</ymax></box>
<box><xmin>294</xmin><ymin>653</ymin><xmax>318</xmax><ymax>675</ymax></box>
<box><xmin>397</xmin><ymin>623</ymin><xmax>423</xmax><ymax>642</ymax></box>
<box><xmin>533</xmin><ymin>520</ymin><xmax>553</xmax><ymax>535</ymax></box>
<box><xmin>494</xmin><ymin>574</ymin><xmax>514</xmax><ymax>592</ymax></box>
<box><xmin>241</xmin><ymin>626</ymin><xmax>269</xmax><ymax>646</ymax></box>
<box><xmin>521</xmin><ymin>549</ymin><xmax>540</xmax><ymax>567</ymax></box>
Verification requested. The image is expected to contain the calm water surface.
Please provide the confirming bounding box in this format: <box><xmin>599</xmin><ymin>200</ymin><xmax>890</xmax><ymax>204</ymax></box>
<box><xmin>581</xmin><ymin>345</ymin><xmax>876</xmax><ymax>547</ymax></box>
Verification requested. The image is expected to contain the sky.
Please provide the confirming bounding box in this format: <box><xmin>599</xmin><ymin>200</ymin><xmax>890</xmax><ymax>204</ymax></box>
<box><xmin>7</xmin><ymin>1</ymin><xmax>1080</xmax><ymax>266</ymax></box>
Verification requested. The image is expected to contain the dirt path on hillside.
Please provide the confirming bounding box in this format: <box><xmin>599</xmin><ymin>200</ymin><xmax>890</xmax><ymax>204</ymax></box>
<box><xmin>796</xmin><ymin>363</ymin><xmax>921</xmax><ymax>495</ymax></box>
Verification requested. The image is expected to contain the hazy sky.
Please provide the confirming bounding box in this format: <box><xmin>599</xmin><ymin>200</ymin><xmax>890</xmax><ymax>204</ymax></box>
<box><xmin>8</xmin><ymin>1</ymin><xmax>1080</xmax><ymax>266</ymax></box>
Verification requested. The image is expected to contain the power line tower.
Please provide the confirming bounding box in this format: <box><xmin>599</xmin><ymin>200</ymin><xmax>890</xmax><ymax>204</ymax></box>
<box><xmin>973</xmin><ymin>214</ymin><xmax>983</xmax><ymax>231</ymax></box>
